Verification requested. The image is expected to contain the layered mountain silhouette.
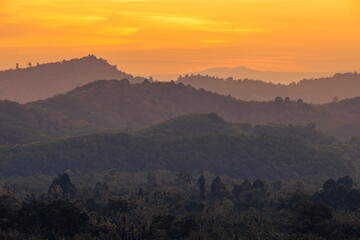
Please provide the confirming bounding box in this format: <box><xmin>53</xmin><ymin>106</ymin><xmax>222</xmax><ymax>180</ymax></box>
<box><xmin>177</xmin><ymin>72</ymin><xmax>360</xmax><ymax>103</ymax></box>
<box><xmin>1</xmin><ymin>56</ymin><xmax>358</xmax><ymax>104</ymax></box>
<box><xmin>0</xmin><ymin>55</ymin><xmax>145</xmax><ymax>103</ymax></box>
<box><xmin>0</xmin><ymin>79</ymin><xmax>356</xmax><ymax>146</ymax></box>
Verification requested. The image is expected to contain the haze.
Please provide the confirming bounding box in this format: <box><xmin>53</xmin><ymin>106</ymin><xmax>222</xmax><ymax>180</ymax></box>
<box><xmin>1</xmin><ymin>0</ymin><xmax>359</xmax><ymax>76</ymax></box>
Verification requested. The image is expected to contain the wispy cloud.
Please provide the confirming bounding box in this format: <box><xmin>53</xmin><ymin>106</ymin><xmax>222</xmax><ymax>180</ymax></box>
<box><xmin>118</xmin><ymin>11</ymin><xmax>264</xmax><ymax>33</ymax></box>
<box><xmin>145</xmin><ymin>15</ymin><xmax>207</xmax><ymax>25</ymax></box>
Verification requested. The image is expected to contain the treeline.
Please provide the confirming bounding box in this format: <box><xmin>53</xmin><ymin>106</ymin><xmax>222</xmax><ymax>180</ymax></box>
<box><xmin>1</xmin><ymin>172</ymin><xmax>360</xmax><ymax>239</ymax></box>
<box><xmin>177</xmin><ymin>72</ymin><xmax>360</xmax><ymax>103</ymax></box>
<box><xmin>0</xmin><ymin>114</ymin><xmax>354</xmax><ymax>179</ymax></box>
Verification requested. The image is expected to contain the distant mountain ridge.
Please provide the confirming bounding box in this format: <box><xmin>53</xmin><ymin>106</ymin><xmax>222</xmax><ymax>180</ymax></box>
<box><xmin>151</xmin><ymin>66</ymin><xmax>334</xmax><ymax>83</ymax></box>
<box><xmin>0</xmin><ymin>55</ymin><xmax>145</xmax><ymax>103</ymax></box>
<box><xmin>194</xmin><ymin>66</ymin><xmax>334</xmax><ymax>84</ymax></box>
<box><xmin>177</xmin><ymin>72</ymin><xmax>360</xmax><ymax>103</ymax></box>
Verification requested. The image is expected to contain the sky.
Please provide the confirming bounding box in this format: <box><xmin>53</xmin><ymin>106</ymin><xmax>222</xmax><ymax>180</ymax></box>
<box><xmin>0</xmin><ymin>0</ymin><xmax>359</xmax><ymax>75</ymax></box>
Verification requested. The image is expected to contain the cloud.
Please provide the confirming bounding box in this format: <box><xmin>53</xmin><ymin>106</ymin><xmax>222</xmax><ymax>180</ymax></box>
<box><xmin>145</xmin><ymin>15</ymin><xmax>207</xmax><ymax>25</ymax></box>
<box><xmin>118</xmin><ymin>11</ymin><xmax>264</xmax><ymax>33</ymax></box>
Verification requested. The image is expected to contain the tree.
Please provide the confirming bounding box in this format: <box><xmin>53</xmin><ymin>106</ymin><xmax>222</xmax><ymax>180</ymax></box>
<box><xmin>198</xmin><ymin>175</ymin><xmax>205</xmax><ymax>200</ymax></box>
<box><xmin>47</xmin><ymin>173</ymin><xmax>77</xmax><ymax>200</ymax></box>
<box><xmin>211</xmin><ymin>176</ymin><xmax>228</xmax><ymax>200</ymax></box>
<box><xmin>274</xmin><ymin>96</ymin><xmax>283</xmax><ymax>102</ymax></box>
<box><xmin>337</xmin><ymin>176</ymin><xmax>353</xmax><ymax>190</ymax></box>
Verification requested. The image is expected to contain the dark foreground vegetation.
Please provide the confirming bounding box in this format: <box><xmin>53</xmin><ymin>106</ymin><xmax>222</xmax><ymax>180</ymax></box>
<box><xmin>1</xmin><ymin>172</ymin><xmax>360</xmax><ymax>240</ymax></box>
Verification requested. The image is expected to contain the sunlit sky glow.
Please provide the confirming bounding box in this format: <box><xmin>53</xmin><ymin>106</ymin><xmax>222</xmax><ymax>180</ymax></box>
<box><xmin>0</xmin><ymin>0</ymin><xmax>359</xmax><ymax>75</ymax></box>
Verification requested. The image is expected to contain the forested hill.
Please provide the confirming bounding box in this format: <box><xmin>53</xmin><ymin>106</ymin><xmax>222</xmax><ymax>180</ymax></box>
<box><xmin>0</xmin><ymin>55</ymin><xmax>145</xmax><ymax>103</ymax></box>
<box><xmin>0</xmin><ymin>114</ymin><xmax>352</xmax><ymax>179</ymax></box>
<box><xmin>176</xmin><ymin>72</ymin><xmax>360</xmax><ymax>103</ymax></box>
<box><xmin>29</xmin><ymin>79</ymin><xmax>325</xmax><ymax>129</ymax></box>
<box><xmin>27</xmin><ymin>79</ymin><xmax>360</xmax><ymax>140</ymax></box>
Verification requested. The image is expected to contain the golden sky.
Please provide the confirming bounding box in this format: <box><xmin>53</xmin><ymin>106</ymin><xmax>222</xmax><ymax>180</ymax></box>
<box><xmin>0</xmin><ymin>0</ymin><xmax>359</xmax><ymax>75</ymax></box>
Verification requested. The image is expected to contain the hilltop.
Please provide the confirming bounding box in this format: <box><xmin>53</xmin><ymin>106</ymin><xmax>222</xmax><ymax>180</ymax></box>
<box><xmin>0</xmin><ymin>55</ymin><xmax>145</xmax><ymax>103</ymax></box>
<box><xmin>177</xmin><ymin>72</ymin><xmax>360</xmax><ymax>103</ymax></box>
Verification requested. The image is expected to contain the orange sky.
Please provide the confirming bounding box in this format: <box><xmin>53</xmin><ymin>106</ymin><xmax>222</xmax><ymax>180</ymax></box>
<box><xmin>0</xmin><ymin>0</ymin><xmax>359</xmax><ymax>75</ymax></box>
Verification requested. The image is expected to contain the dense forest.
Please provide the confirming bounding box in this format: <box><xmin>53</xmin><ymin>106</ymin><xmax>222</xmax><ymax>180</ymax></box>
<box><xmin>0</xmin><ymin>55</ymin><xmax>145</xmax><ymax>103</ymax></box>
<box><xmin>177</xmin><ymin>72</ymin><xmax>360</xmax><ymax>103</ymax></box>
<box><xmin>1</xmin><ymin>171</ymin><xmax>360</xmax><ymax>239</ymax></box>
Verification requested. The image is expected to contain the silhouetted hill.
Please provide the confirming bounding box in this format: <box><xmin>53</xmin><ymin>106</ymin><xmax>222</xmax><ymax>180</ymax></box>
<box><xmin>0</xmin><ymin>114</ymin><xmax>351</xmax><ymax>179</ymax></box>
<box><xmin>177</xmin><ymin>72</ymin><xmax>360</xmax><ymax>103</ymax></box>
<box><xmin>0</xmin><ymin>55</ymin><xmax>145</xmax><ymax>103</ymax></box>
<box><xmin>29</xmin><ymin>79</ymin><xmax>326</xmax><ymax>129</ymax></box>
